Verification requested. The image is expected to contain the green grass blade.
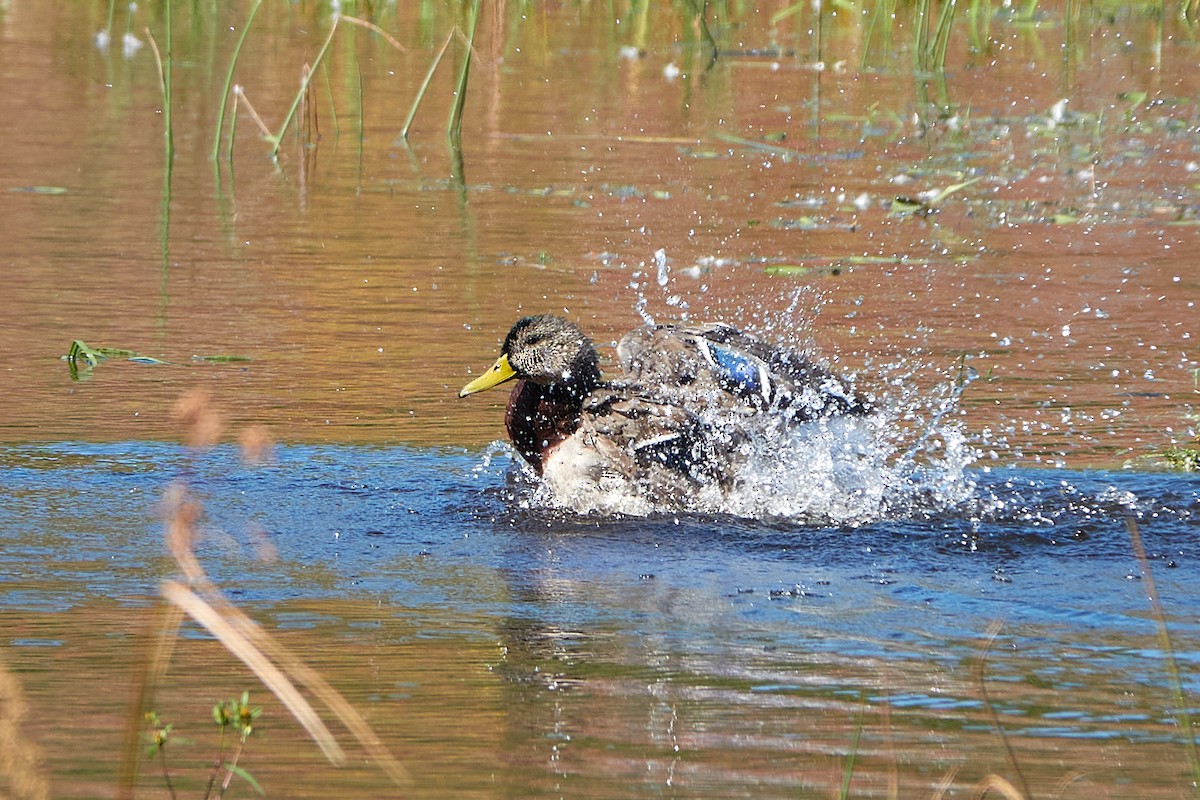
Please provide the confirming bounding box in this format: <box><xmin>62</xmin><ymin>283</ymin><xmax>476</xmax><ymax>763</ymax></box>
<box><xmin>227</xmin><ymin>86</ymin><xmax>240</xmax><ymax>166</ymax></box>
<box><xmin>838</xmin><ymin>697</ymin><xmax>866</xmax><ymax>800</ymax></box>
<box><xmin>927</xmin><ymin>175</ymin><xmax>981</xmax><ymax>206</ymax></box>
<box><xmin>163</xmin><ymin>0</ymin><xmax>173</xmax><ymax>161</ymax></box>
<box><xmin>931</xmin><ymin>0</ymin><xmax>959</xmax><ymax>70</ymax></box>
<box><xmin>271</xmin><ymin>15</ymin><xmax>340</xmax><ymax>157</ymax></box>
<box><xmin>447</xmin><ymin>0</ymin><xmax>481</xmax><ymax>144</ymax></box>
<box><xmin>225</xmin><ymin>763</ymin><xmax>265</xmax><ymax>796</ymax></box>
<box><xmin>322</xmin><ymin>60</ymin><xmax>340</xmax><ymax>139</ymax></box>
<box><xmin>915</xmin><ymin>0</ymin><xmax>932</xmax><ymax>72</ymax></box>
<box><xmin>770</xmin><ymin>2</ymin><xmax>805</xmax><ymax>25</ymax></box>
<box><xmin>399</xmin><ymin>29</ymin><xmax>454</xmax><ymax>142</ymax></box>
<box><xmin>211</xmin><ymin>0</ymin><xmax>262</xmax><ymax>161</ymax></box>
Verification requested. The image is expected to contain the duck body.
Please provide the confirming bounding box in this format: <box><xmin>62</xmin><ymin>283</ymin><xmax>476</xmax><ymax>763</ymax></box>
<box><xmin>460</xmin><ymin>315</ymin><xmax>872</xmax><ymax>513</ymax></box>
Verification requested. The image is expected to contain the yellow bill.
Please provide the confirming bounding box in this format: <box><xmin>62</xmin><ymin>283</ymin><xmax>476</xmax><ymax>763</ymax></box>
<box><xmin>459</xmin><ymin>354</ymin><xmax>518</xmax><ymax>397</ymax></box>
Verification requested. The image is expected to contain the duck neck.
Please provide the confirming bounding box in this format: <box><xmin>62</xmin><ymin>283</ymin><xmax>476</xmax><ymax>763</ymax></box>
<box><xmin>505</xmin><ymin>363</ymin><xmax>600</xmax><ymax>473</ymax></box>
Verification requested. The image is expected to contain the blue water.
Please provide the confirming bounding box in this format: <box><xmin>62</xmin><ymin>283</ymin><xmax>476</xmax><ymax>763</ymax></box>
<box><xmin>3</xmin><ymin>438</ymin><xmax>1200</xmax><ymax>800</ymax></box>
<box><xmin>2</xmin><ymin>441</ymin><xmax>1196</xmax><ymax>663</ymax></box>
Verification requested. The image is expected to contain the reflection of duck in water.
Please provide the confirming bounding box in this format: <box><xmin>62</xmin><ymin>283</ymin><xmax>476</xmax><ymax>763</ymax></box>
<box><xmin>459</xmin><ymin>315</ymin><xmax>873</xmax><ymax>512</ymax></box>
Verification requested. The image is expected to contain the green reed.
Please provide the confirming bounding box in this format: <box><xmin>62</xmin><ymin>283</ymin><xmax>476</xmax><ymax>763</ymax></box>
<box><xmin>322</xmin><ymin>61</ymin><xmax>340</xmax><ymax>139</ymax></box>
<box><xmin>143</xmin><ymin>1</ymin><xmax>173</xmax><ymax>162</ymax></box>
<box><xmin>929</xmin><ymin>0</ymin><xmax>959</xmax><ymax>69</ymax></box>
<box><xmin>448</xmin><ymin>0</ymin><xmax>481</xmax><ymax>145</ymax></box>
<box><xmin>860</xmin><ymin>0</ymin><xmax>899</xmax><ymax>69</ymax></box>
<box><xmin>211</xmin><ymin>0</ymin><xmax>262</xmax><ymax>162</ymax></box>
<box><xmin>837</xmin><ymin>696</ymin><xmax>866</xmax><ymax>800</ymax></box>
<box><xmin>270</xmin><ymin>16</ymin><xmax>340</xmax><ymax>157</ymax></box>
<box><xmin>400</xmin><ymin>29</ymin><xmax>454</xmax><ymax>142</ymax></box>
<box><xmin>914</xmin><ymin>0</ymin><xmax>959</xmax><ymax>72</ymax></box>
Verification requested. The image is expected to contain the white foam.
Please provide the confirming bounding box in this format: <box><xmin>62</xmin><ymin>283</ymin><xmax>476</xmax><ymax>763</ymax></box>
<box><xmin>506</xmin><ymin>389</ymin><xmax>978</xmax><ymax>524</ymax></box>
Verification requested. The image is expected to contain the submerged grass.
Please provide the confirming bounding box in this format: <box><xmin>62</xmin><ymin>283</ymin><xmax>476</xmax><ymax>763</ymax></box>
<box><xmin>63</xmin><ymin>340</ymin><xmax>168</xmax><ymax>380</ymax></box>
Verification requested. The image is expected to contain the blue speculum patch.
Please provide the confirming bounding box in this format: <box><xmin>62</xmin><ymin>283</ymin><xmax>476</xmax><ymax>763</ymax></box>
<box><xmin>710</xmin><ymin>344</ymin><xmax>764</xmax><ymax>395</ymax></box>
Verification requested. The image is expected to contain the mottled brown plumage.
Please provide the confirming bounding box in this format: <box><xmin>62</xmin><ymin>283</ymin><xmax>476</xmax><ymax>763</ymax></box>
<box><xmin>459</xmin><ymin>315</ymin><xmax>871</xmax><ymax>504</ymax></box>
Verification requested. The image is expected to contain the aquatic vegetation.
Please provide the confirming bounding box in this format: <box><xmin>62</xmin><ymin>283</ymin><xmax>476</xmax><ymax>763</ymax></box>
<box><xmin>1161</xmin><ymin>444</ymin><xmax>1200</xmax><ymax>471</ymax></box>
<box><xmin>144</xmin><ymin>696</ymin><xmax>264</xmax><ymax>799</ymax></box>
<box><xmin>211</xmin><ymin>0</ymin><xmax>262</xmax><ymax>161</ymax></box>
<box><xmin>890</xmin><ymin>175</ymin><xmax>983</xmax><ymax>216</ymax></box>
<box><xmin>64</xmin><ymin>342</ymin><xmax>252</xmax><ymax>382</ymax></box>
<box><xmin>64</xmin><ymin>340</ymin><xmax>168</xmax><ymax>381</ymax></box>
<box><xmin>447</xmin><ymin>0</ymin><xmax>481</xmax><ymax>146</ymax></box>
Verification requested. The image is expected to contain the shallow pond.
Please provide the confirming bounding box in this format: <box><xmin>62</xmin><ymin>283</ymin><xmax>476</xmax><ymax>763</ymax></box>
<box><xmin>1</xmin><ymin>2</ymin><xmax>1198</xmax><ymax>798</ymax></box>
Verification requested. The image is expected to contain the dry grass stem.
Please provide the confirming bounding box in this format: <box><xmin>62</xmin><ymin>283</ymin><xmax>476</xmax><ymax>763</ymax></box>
<box><xmin>271</xmin><ymin>15</ymin><xmax>340</xmax><ymax>156</ymax></box>
<box><xmin>155</xmin><ymin>457</ymin><xmax>410</xmax><ymax>786</ymax></box>
<box><xmin>163</xmin><ymin>482</ymin><xmax>206</xmax><ymax>585</ymax></box>
<box><xmin>117</xmin><ymin>600</ymin><xmax>185</xmax><ymax>800</ymax></box>
<box><xmin>930</xmin><ymin>765</ymin><xmax>960</xmax><ymax>800</ymax></box>
<box><xmin>341</xmin><ymin>15</ymin><xmax>407</xmax><ymax>51</ymax></box>
<box><xmin>1124</xmin><ymin>515</ymin><xmax>1200</xmax><ymax>785</ymax></box>
<box><xmin>971</xmin><ymin>773</ymin><xmax>1026</xmax><ymax>799</ymax></box>
<box><xmin>453</xmin><ymin>25</ymin><xmax>486</xmax><ymax>73</ymax></box>
<box><xmin>160</xmin><ymin>580</ymin><xmax>347</xmax><ymax>765</ymax></box>
<box><xmin>248</xmin><ymin>523</ymin><xmax>280</xmax><ymax>563</ymax></box>
<box><xmin>144</xmin><ymin>27</ymin><xmax>165</xmax><ymax>96</ymax></box>
<box><xmin>238</xmin><ymin>425</ymin><xmax>276</xmax><ymax>465</ymax></box>
<box><xmin>0</xmin><ymin>652</ymin><xmax>51</xmax><ymax>800</ymax></box>
<box><xmin>205</xmin><ymin>594</ymin><xmax>411</xmax><ymax>785</ymax></box>
<box><xmin>235</xmin><ymin>86</ymin><xmax>274</xmax><ymax>138</ymax></box>
<box><xmin>172</xmin><ymin>388</ymin><xmax>223</xmax><ymax>447</ymax></box>
<box><xmin>976</xmin><ymin>620</ymin><xmax>1032</xmax><ymax>799</ymax></box>
<box><xmin>301</xmin><ymin>62</ymin><xmax>320</xmax><ymax>147</ymax></box>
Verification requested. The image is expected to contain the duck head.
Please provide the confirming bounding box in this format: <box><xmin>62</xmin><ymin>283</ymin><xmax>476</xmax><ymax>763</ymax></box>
<box><xmin>459</xmin><ymin>315</ymin><xmax>601</xmax><ymax>399</ymax></box>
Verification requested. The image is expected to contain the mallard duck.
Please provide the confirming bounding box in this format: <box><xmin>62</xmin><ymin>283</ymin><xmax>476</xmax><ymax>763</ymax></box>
<box><xmin>459</xmin><ymin>315</ymin><xmax>872</xmax><ymax>512</ymax></box>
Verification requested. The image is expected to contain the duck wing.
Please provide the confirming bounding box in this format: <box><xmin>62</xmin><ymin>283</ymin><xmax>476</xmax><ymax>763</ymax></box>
<box><xmin>616</xmin><ymin>322</ymin><xmax>871</xmax><ymax>420</ymax></box>
<box><xmin>585</xmin><ymin>388</ymin><xmax>731</xmax><ymax>474</ymax></box>
<box><xmin>533</xmin><ymin>382</ymin><xmax>741</xmax><ymax>505</ymax></box>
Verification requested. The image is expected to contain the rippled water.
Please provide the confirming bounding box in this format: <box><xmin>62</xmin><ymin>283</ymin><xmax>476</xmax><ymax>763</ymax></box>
<box><xmin>2</xmin><ymin>1</ymin><xmax>1200</xmax><ymax>796</ymax></box>
<box><xmin>2</xmin><ymin>441</ymin><xmax>1198</xmax><ymax>796</ymax></box>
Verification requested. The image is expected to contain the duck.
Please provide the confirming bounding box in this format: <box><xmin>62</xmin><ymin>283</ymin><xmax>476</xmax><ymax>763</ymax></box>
<box><xmin>459</xmin><ymin>315</ymin><xmax>872</xmax><ymax>512</ymax></box>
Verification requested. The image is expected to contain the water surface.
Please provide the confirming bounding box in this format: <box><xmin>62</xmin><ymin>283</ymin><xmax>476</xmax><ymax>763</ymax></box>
<box><xmin>2</xmin><ymin>442</ymin><xmax>1198</xmax><ymax>797</ymax></box>
<box><xmin>1</xmin><ymin>2</ymin><xmax>1198</xmax><ymax>797</ymax></box>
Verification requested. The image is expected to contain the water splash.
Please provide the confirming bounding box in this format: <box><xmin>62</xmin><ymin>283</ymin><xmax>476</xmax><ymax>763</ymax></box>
<box><xmin>492</xmin><ymin>363</ymin><xmax>979</xmax><ymax>524</ymax></box>
<box><xmin>497</xmin><ymin>257</ymin><xmax>982</xmax><ymax>522</ymax></box>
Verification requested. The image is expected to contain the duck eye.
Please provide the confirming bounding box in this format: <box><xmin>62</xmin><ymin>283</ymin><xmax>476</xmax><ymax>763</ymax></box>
<box><xmin>524</xmin><ymin>334</ymin><xmax>546</xmax><ymax>347</ymax></box>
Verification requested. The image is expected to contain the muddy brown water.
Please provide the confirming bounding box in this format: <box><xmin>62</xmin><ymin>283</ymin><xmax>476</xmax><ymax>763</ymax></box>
<box><xmin>1</xmin><ymin>3</ymin><xmax>1198</xmax><ymax>798</ymax></box>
